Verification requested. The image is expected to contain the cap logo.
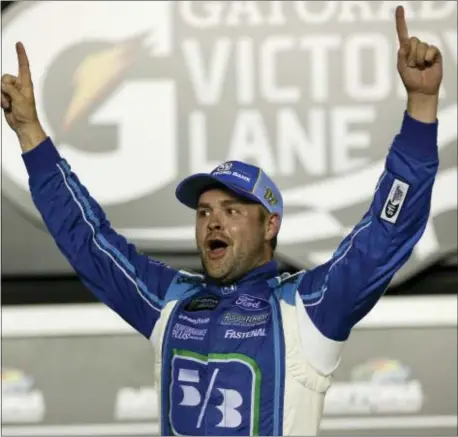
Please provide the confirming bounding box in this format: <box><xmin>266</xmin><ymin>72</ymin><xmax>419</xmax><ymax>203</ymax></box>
<box><xmin>215</xmin><ymin>162</ymin><xmax>232</xmax><ymax>172</ymax></box>
<box><xmin>264</xmin><ymin>188</ymin><xmax>278</xmax><ymax>206</ymax></box>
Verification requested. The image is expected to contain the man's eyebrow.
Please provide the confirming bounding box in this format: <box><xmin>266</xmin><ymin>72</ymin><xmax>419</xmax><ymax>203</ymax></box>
<box><xmin>197</xmin><ymin>199</ymin><xmax>244</xmax><ymax>209</ymax></box>
<box><xmin>221</xmin><ymin>199</ymin><xmax>242</xmax><ymax>206</ymax></box>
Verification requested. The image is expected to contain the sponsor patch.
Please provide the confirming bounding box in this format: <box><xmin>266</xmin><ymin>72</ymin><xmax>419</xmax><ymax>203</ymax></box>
<box><xmin>221</xmin><ymin>284</ymin><xmax>237</xmax><ymax>295</ymax></box>
<box><xmin>380</xmin><ymin>179</ymin><xmax>410</xmax><ymax>224</ymax></box>
<box><xmin>176</xmin><ymin>274</ymin><xmax>203</xmax><ymax>285</ymax></box>
<box><xmin>215</xmin><ymin>163</ymin><xmax>232</xmax><ymax>172</ymax></box>
<box><xmin>171</xmin><ymin>350</ymin><xmax>259</xmax><ymax>435</ymax></box>
<box><xmin>224</xmin><ymin>328</ymin><xmax>267</xmax><ymax>339</ymax></box>
<box><xmin>264</xmin><ymin>188</ymin><xmax>278</xmax><ymax>206</ymax></box>
<box><xmin>220</xmin><ymin>312</ymin><xmax>269</xmax><ymax>327</ymax></box>
<box><xmin>234</xmin><ymin>294</ymin><xmax>269</xmax><ymax>312</ymax></box>
<box><xmin>172</xmin><ymin>323</ymin><xmax>207</xmax><ymax>341</ymax></box>
<box><xmin>184</xmin><ymin>295</ymin><xmax>220</xmax><ymax>312</ymax></box>
<box><xmin>178</xmin><ymin>314</ymin><xmax>210</xmax><ymax>325</ymax></box>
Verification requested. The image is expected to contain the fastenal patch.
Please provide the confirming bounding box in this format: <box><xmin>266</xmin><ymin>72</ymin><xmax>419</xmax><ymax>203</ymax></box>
<box><xmin>380</xmin><ymin>179</ymin><xmax>410</xmax><ymax>224</ymax></box>
<box><xmin>224</xmin><ymin>328</ymin><xmax>267</xmax><ymax>339</ymax></box>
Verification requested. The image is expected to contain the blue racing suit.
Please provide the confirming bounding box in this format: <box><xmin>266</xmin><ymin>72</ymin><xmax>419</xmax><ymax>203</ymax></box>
<box><xmin>23</xmin><ymin>111</ymin><xmax>438</xmax><ymax>435</ymax></box>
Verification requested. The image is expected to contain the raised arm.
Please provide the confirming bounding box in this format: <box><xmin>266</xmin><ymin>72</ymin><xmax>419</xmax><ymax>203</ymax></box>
<box><xmin>295</xmin><ymin>6</ymin><xmax>443</xmax><ymax>374</ymax></box>
<box><xmin>1</xmin><ymin>43</ymin><xmax>178</xmax><ymax>338</ymax></box>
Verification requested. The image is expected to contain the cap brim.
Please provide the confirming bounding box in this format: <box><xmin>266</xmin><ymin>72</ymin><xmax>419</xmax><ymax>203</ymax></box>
<box><xmin>175</xmin><ymin>174</ymin><xmax>262</xmax><ymax>210</ymax></box>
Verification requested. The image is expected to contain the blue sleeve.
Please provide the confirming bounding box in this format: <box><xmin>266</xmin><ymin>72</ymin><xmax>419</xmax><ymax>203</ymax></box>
<box><xmin>22</xmin><ymin>138</ymin><xmax>178</xmax><ymax>338</ymax></box>
<box><xmin>298</xmin><ymin>111</ymin><xmax>439</xmax><ymax>342</ymax></box>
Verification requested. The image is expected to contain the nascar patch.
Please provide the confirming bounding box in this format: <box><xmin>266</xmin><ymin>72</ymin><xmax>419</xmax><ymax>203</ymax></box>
<box><xmin>380</xmin><ymin>178</ymin><xmax>410</xmax><ymax>224</ymax></box>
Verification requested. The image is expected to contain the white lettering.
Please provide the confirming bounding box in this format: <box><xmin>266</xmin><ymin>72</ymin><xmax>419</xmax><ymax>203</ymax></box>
<box><xmin>420</xmin><ymin>1</ymin><xmax>456</xmax><ymax>20</ymax></box>
<box><xmin>180</xmin><ymin>0</ymin><xmax>455</xmax><ymax>26</ymax></box>
<box><xmin>226</xmin><ymin>1</ymin><xmax>263</xmax><ymax>26</ymax></box>
<box><xmin>236</xmin><ymin>38</ymin><xmax>255</xmax><ymax>105</ymax></box>
<box><xmin>227</xmin><ymin>110</ymin><xmax>276</xmax><ymax>174</ymax></box>
<box><xmin>87</xmin><ymin>82</ymin><xmax>177</xmax><ymax>204</ymax></box>
<box><xmin>376</xmin><ymin>1</ymin><xmax>416</xmax><ymax>21</ymax></box>
<box><xmin>216</xmin><ymin>389</ymin><xmax>243</xmax><ymax>427</ymax></box>
<box><xmin>190</xmin><ymin>107</ymin><xmax>396</xmax><ymax>178</ymax></box>
<box><xmin>267</xmin><ymin>1</ymin><xmax>287</xmax><ymax>25</ymax></box>
<box><xmin>234</xmin><ymin>294</ymin><xmax>268</xmax><ymax>310</ymax></box>
<box><xmin>294</xmin><ymin>1</ymin><xmax>338</xmax><ymax>23</ymax></box>
<box><xmin>300</xmin><ymin>35</ymin><xmax>341</xmax><ymax>102</ymax></box>
<box><xmin>338</xmin><ymin>1</ymin><xmax>374</xmax><ymax>22</ymax></box>
<box><xmin>345</xmin><ymin>33</ymin><xmax>391</xmax><ymax>102</ymax></box>
<box><xmin>222</xmin><ymin>312</ymin><xmax>269</xmax><ymax>326</ymax></box>
<box><xmin>331</xmin><ymin>106</ymin><xmax>376</xmax><ymax>174</ymax></box>
<box><xmin>260</xmin><ymin>36</ymin><xmax>299</xmax><ymax>103</ymax></box>
<box><xmin>224</xmin><ymin>328</ymin><xmax>267</xmax><ymax>339</ymax></box>
<box><xmin>178</xmin><ymin>314</ymin><xmax>210</xmax><ymax>325</ymax></box>
<box><xmin>172</xmin><ymin>323</ymin><xmax>207</xmax><ymax>341</ymax></box>
<box><xmin>179</xmin><ymin>368</ymin><xmax>200</xmax><ymax>384</ymax></box>
<box><xmin>277</xmin><ymin>108</ymin><xmax>326</xmax><ymax>176</ymax></box>
<box><xmin>182</xmin><ymin>38</ymin><xmax>232</xmax><ymax>105</ymax></box>
<box><xmin>180</xmin><ymin>1</ymin><xmax>224</xmax><ymax>28</ymax></box>
<box><xmin>179</xmin><ymin>373</ymin><xmax>201</xmax><ymax>407</ymax></box>
<box><xmin>232</xmin><ymin>171</ymin><xmax>250</xmax><ymax>182</ymax></box>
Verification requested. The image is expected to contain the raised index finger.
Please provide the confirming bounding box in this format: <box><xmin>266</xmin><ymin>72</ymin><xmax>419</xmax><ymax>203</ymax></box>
<box><xmin>16</xmin><ymin>42</ymin><xmax>32</xmax><ymax>85</ymax></box>
<box><xmin>395</xmin><ymin>5</ymin><xmax>409</xmax><ymax>46</ymax></box>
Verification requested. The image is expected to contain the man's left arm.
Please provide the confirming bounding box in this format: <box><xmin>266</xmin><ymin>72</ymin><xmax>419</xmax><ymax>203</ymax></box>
<box><xmin>297</xmin><ymin>107</ymin><xmax>438</xmax><ymax>372</ymax></box>
<box><xmin>294</xmin><ymin>5</ymin><xmax>443</xmax><ymax>375</ymax></box>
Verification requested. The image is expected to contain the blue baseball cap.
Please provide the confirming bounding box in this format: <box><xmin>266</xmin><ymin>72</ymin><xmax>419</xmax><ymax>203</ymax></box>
<box><xmin>175</xmin><ymin>161</ymin><xmax>283</xmax><ymax>219</ymax></box>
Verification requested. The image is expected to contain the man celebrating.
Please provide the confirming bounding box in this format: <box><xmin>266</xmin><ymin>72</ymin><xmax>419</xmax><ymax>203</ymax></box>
<box><xmin>1</xmin><ymin>6</ymin><xmax>442</xmax><ymax>436</ymax></box>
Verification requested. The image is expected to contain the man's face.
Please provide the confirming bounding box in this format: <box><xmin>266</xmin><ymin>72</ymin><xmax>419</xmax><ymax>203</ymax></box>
<box><xmin>195</xmin><ymin>188</ymin><xmax>271</xmax><ymax>283</ymax></box>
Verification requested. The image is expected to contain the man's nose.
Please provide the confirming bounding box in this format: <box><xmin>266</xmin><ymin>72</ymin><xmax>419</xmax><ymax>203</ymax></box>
<box><xmin>207</xmin><ymin>212</ymin><xmax>223</xmax><ymax>230</ymax></box>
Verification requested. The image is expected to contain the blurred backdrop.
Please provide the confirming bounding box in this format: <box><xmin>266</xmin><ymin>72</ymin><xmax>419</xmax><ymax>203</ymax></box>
<box><xmin>1</xmin><ymin>1</ymin><xmax>457</xmax><ymax>436</ymax></box>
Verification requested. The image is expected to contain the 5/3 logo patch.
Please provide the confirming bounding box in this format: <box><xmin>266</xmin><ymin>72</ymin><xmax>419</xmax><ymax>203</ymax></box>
<box><xmin>170</xmin><ymin>349</ymin><xmax>261</xmax><ymax>436</ymax></box>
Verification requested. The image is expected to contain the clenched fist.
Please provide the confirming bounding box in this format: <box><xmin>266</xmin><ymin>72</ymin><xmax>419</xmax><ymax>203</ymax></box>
<box><xmin>395</xmin><ymin>6</ymin><xmax>443</xmax><ymax>97</ymax></box>
<box><xmin>1</xmin><ymin>42</ymin><xmax>46</xmax><ymax>152</ymax></box>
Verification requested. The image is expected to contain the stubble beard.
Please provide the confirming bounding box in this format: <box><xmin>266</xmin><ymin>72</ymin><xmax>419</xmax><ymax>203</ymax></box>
<box><xmin>200</xmin><ymin>242</ymin><xmax>265</xmax><ymax>284</ymax></box>
<box><xmin>201</xmin><ymin>248</ymin><xmax>237</xmax><ymax>283</ymax></box>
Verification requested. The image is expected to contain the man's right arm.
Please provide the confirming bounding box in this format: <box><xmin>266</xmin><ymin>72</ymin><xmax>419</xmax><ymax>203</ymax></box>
<box><xmin>1</xmin><ymin>42</ymin><xmax>178</xmax><ymax>339</ymax></box>
<box><xmin>22</xmin><ymin>135</ymin><xmax>179</xmax><ymax>338</ymax></box>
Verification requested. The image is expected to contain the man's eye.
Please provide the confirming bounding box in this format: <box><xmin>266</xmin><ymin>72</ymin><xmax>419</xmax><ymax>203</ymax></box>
<box><xmin>197</xmin><ymin>210</ymin><xmax>209</xmax><ymax>217</ymax></box>
<box><xmin>227</xmin><ymin>208</ymin><xmax>238</xmax><ymax>215</ymax></box>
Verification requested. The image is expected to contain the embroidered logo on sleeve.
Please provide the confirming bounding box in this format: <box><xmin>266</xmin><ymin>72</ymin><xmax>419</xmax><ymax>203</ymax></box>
<box><xmin>380</xmin><ymin>179</ymin><xmax>410</xmax><ymax>224</ymax></box>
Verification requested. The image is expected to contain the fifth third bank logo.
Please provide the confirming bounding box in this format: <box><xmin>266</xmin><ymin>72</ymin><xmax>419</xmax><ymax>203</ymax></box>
<box><xmin>1</xmin><ymin>1</ymin><xmax>457</xmax><ymax>283</ymax></box>
<box><xmin>170</xmin><ymin>351</ymin><xmax>261</xmax><ymax>435</ymax></box>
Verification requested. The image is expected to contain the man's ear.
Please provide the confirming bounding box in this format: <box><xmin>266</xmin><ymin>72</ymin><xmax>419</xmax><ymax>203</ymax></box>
<box><xmin>265</xmin><ymin>213</ymin><xmax>281</xmax><ymax>242</ymax></box>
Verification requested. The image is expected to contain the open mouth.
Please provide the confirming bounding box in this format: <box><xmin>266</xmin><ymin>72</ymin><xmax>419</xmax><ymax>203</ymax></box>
<box><xmin>206</xmin><ymin>238</ymin><xmax>229</xmax><ymax>260</ymax></box>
